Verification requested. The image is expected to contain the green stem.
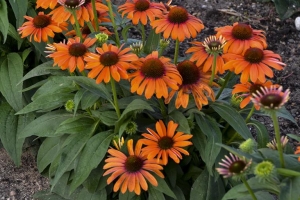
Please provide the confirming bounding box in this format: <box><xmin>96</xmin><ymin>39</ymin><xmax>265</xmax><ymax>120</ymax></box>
<box><xmin>91</xmin><ymin>0</ymin><xmax>99</xmax><ymax>32</ymax></box>
<box><xmin>216</xmin><ymin>71</ymin><xmax>232</xmax><ymax>99</ymax></box>
<box><xmin>110</xmin><ymin>77</ymin><xmax>121</xmax><ymax>119</ymax></box>
<box><xmin>158</xmin><ymin>98</ymin><xmax>167</xmax><ymax>118</ymax></box>
<box><xmin>87</xmin><ymin>21</ymin><xmax>95</xmax><ymax>33</ymax></box>
<box><xmin>174</xmin><ymin>39</ymin><xmax>179</xmax><ymax>64</ymax></box>
<box><xmin>270</xmin><ymin>111</ymin><xmax>285</xmax><ymax>168</ymax></box>
<box><xmin>245</xmin><ymin>105</ymin><xmax>255</xmax><ymax>123</ymax></box>
<box><xmin>107</xmin><ymin>0</ymin><xmax>120</xmax><ymax>47</ymax></box>
<box><xmin>209</xmin><ymin>53</ymin><xmax>218</xmax><ymax>86</ymax></box>
<box><xmin>241</xmin><ymin>176</ymin><xmax>257</xmax><ymax>200</ymax></box>
<box><xmin>71</xmin><ymin>10</ymin><xmax>83</xmax><ymax>41</ymax></box>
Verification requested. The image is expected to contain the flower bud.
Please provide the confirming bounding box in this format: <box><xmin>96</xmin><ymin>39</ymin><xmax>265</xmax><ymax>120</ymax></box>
<box><xmin>65</xmin><ymin>99</ymin><xmax>75</xmax><ymax>112</ymax></box>
<box><xmin>239</xmin><ymin>138</ymin><xmax>256</xmax><ymax>153</ymax></box>
<box><xmin>125</xmin><ymin>121</ymin><xmax>138</xmax><ymax>135</ymax></box>
<box><xmin>254</xmin><ymin>161</ymin><xmax>275</xmax><ymax>182</ymax></box>
<box><xmin>95</xmin><ymin>32</ymin><xmax>108</xmax><ymax>45</ymax></box>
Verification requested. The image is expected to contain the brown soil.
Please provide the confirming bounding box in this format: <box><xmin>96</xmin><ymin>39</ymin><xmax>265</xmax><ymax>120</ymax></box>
<box><xmin>0</xmin><ymin>0</ymin><xmax>299</xmax><ymax>199</ymax></box>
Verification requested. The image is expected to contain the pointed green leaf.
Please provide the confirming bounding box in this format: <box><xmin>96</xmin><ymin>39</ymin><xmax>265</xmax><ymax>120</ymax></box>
<box><xmin>149</xmin><ymin>184</ymin><xmax>165</xmax><ymax>200</ymax></box>
<box><xmin>247</xmin><ymin>120</ymin><xmax>269</xmax><ymax>148</ymax></box>
<box><xmin>55</xmin><ymin>116</ymin><xmax>95</xmax><ymax>135</ymax></box>
<box><xmin>169</xmin><ymin>110</ymin><xmax>190</xmax><ymax>133</ymax></box>
<box><xmin>18</xmin><ymin>110</ymin><xmax>73</xmax><ymax>138</ymax></box>
<box><xmin>70</xmin><ymin>130</ymin><xmax>114</xmax><ymax>193</ymax></box>
<box><xmin>0</xmin><ymin>0</ymin><xmax>9</xmax><ymax>42</ymax></box>
<box><xmin>0</xmin><ymin>53</ymin><xmax>23</xmax><ymax>111</ymax></box>
<box><xmin>8</xmin><ymin>23</ymin><xmax>23</xmax><ymax>49</ymax></box>
<box><xmin>8</xmin><ymin>0</ymin><xmax>28</xmax><ymax>28</ymax></box>
<box><xmin>153</xmin><ymin>174</ymin><xmax>177</xmax><ymax>199</ymax></box>
<box><xmin>80</xmin><ymin>90</ymin><xmax>99</xmax><ymax>110</ymax></box>
<box><xmin>76</xmin><ymin>187</ymin><xmax>107</xmax><ymax>200</ymax></box>
<box><xmin>143</xmin><ymin>28</ymin><xmax>160</xmax><ymax>54</ymax></box>
<box><xmin>91</xmin><ymin>110</ymin><xmax>118</xmax><ymax>126</ymax></box>
<box><xmin>279</xmin><ymin>176</ymin><xmax>300</xmax><ymax>200</ymax></box>
<box><xmin>211</xmin><ymin>102</ymin><xmax>253</xmax><ymax>139</ymax></box>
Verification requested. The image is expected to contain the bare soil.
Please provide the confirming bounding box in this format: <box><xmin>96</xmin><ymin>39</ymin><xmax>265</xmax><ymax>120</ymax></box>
<box><xmin>0</xmin><ymin>0</ymin><xmax>299</xmax><ymax>199</ymax></box>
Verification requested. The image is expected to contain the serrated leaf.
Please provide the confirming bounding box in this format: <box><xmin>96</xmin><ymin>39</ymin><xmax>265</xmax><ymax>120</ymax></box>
<box><xmin>247</xmin><ymin>120</ymin><xmax>269</xmax><ymax>148</ymax></box>
<box><xmin>18</xmin><ymin>110</ymin><xmax>73</xmax><ymax>138</ymax></box>
<box><xmin>51</xmin><ymin>122</ymin><xmax>99</xmax><ymax>191</ymax></box>
<box><xmin>0</xmin><ymin>53</ymin><xmax>24</xmax><ymax>111</ymax></box>
<box><xmin>169</xmin><ymin>110</ymin><xmax>190</xmax><ymax>133</ymax></box>
<box><xmin>69</xmin><ymin>130</ymin><xmax>114</xmax><ymax>193</ymax></box>
<box><xmin>55</xmin><ymin>116</ymin><xmax>95</xmax><ymax>135</ymax></box>
<box><xmin>0</xmin><ymin>0</ymin><xmax>9</xmax><ymax>42</ymax></box>
<box><xmin>190</xmin><ymin>168</ymin><xmax>225</xmax><ymax>200</ymax></box>
<box><xmin>211</xmin><ymin>101</ymin><xmax>253</xmax><ymax>139</ymax></box>
<box><xmin>37</xmin><ymin>137</ymin><xmax>61</xmax><ymax>173</ymax></box>
<box><xmin>8</xmin><ymin>0</ymin><xmax>27</xmax><ymax>28</ymax></box>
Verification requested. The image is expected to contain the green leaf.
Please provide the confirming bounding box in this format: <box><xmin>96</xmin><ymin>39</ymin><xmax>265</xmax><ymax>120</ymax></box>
<box><xmin>279</xmin><ymin>177</ymin><xmax>300</xmax><ymax>200</ymax></box>
<box><xmin>37</xmin><ymin>137</ymin><xmax>61</xmax><ymax>173</ymax></box>
<box><xmin>0</xmin><ymin>53</ymin><xmax>24</xmax><ymax>111</ymax></box>
<box><xmin>237</xmin><ymin>191</ymin><xmax>275</xmax><ymax>200</ymax></box>
<box><xmin>195</xmin><ymin>115</ymin><xmax>222</xmax><ymax>175</ymax></box>
<box><xmin>143</xmin><ymin>28</ymin><xmax>160</xmax><ymax>54</ymax></box>
<box><xmin>287</xmin><ymin>134</ymin><xmax>300</xmax><ymax>142</ymax></box>
<box><xmin>76</xmin><ymin>187</ymin><xmax>107</xmax><ymax>200</ymax></box>
<box><xmin>169</xmin><ymin>110</ymin><xmax>190</xmax><ymax>133</ymax></box>
<box><xmin>121</xmin><ymin>24</ymin><xmax>135</xmax><ymax>42</ymax></box>
<box><xmin>91</xmin><ymin>110</ymin><xmax>118</xmax><ymax>126</ymax></box>
<box><xmin>0</xmin><ymin>103</ymin><xmax>34</xmax><ymax>166</ymax></box>
<box><xmin>149</xmin><ymin>184</ymin><xmax>165</xmax><ymax>200</ymax></box>
<box><xmin>8</xmin><ymin>0</ymin><xmax>28</xmax><ymax>28</ymax></box>
<box><xmin>33</xmin><ymin>190</ymin><xmax>67</xmax><ymax>200</ymax></box>
<box><xmin>190</xmin><ymin>168</ymin><xmax>225</xmax><ymax>200</ymax></box>
<box><xmin>247</xmin><ymin>120</ymin><xmax>269</xmax><ymax>148</ymax></box>
<box><xmin>0</xmin><ymin>0</ymin><xmax>9</xmax><ymax>42</ymax></box>
<box><xmin>211</xmin><ymin>101</ymin><xmax>253</xmax><ymax>139</ymax></box>
<box><xmin>55</xmin><ymin>116</ymin><xmax>95</xmax><ymax>135</ymax></box>
<box><xmin>18</xmin><ymin>110</ymin><xmax>73</xmax><ymax>138</ymax></box>
<box><xmin>8</xmin><ymin>23</ymin><xmax>23</xmax><ymax>49</ymax></box>
<box><xmin>83</xmin><ymin>164</ymin><xmax>105</xmax><ymax>193</ymax></box>
<box><xmin>119</xmin><ymin>191</ymin><xmax>136</xmax><ymax>200</ymax></box>
<box><xmin>153</xmin><ymin>174</ymin><xmax>177</xmax><ymax>199</ymax></box>
<box><xmin>80</xmin><ymin>90</ymin><xmax>99</xmax><ymax>110</ymax></box>
<box><xmin>69</xmin><ymin>130</ymin><xmax>114</xmax><ymax>193</ymax></box>
<box><xmin>222</xmin><ymin>177</ymin><xmax>280</xmax><ymax>200</ymax></box>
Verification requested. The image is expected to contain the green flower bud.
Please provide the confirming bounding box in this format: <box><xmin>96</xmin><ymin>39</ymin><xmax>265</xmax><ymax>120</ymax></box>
<box><xmin>254</xmin><ymin>161</ymin><xmax>276</xmax><ymax>182</ymax></box>
<box><xmin>159</xmin><ymin>39</ymin><xmax>170</xmax><ymax>49</ymax></box>
<box><xmin>95</xmin><ymin>32</ymin><xmax>108</xmax><ymax>45</ymax></box>
<box><xmin>125</xmin><ymin>121</ymin><xmax>138</xmax><ymax>135</ymax></box>
<box><xmin>65</xmin><ymin>100</ymin><xmax>75</xmax><ymax>112</ymax></box>
<box><xmin>112</xmin><ymin>136</ymin><xmax>124</xmax><ymax>150</ymax></box>
<box><xmin>239</xmin><ymin>138</ymin><xmax>256</xmax><ymax>153</ymax></box>
<box><xmin>130</xmin><ymin>41</ymin><xmax>143</xmax><ymax>56</ymax></box>
<box><xmin>230</xmin><ymin>94</ymin><xmax>243</xmax><ymax>109</ymax></box>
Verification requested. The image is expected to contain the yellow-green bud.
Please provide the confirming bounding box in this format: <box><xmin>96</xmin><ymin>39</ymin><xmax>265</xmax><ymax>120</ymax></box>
<box><xmin>65</xmin><ymin>100</ymin><xmax>75</xmax><ymax>112</ymax></box>
<box><xmin>254</xmin><ymin>161</ymin><xmax>275</xmax><ymax>182</ymax></box>
<box><xmin>230</xmin><ymin>94</ymin><xmax>243</xmax><ymax>109</ymax></box>
<box><xmin>95</xmin><ymin>32</ymin><xmax>108</xmax><ymax>45</ymax></box>
<box><xmin>239</xmin><ymin>138</ymin><xmax>256</xmax><ymax>153</ymax></box>
<box><xmin>112</xmin><ymin>136</ymin><xmax>124</xmax><ymax>150</ymax></box>
<box><xmin>125</xmin><ymin>121</ymin><xmax>138</xmax><ymax>135</ymax></box>
<box><xmin>159</xmin><ymin>39</ymin><xmax>170</xmax><ymax>49</ymax></box>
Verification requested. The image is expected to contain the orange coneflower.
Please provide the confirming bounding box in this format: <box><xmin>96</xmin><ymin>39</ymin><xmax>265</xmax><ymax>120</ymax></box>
<box><xmin>140</xmin><ymin>120</ymin><xmax>193</xmax><ymax>165</ymax></box>
<box><xmin>36</xmin><ymin>0</ymin><xmax>58</xmax><ymax>9</ymax></box>
<box><xmin>223</xmin><ymin>47</ymin><xmax>286</xmax><ymax>84</ymax></box>
<box><xmin>232</xmin><ymin>80</ymin><xmax>278</xmax><ymax>109</ymax></box>
<box><xmin>18</xmin><ymin>12</ymin><xmax>67</xmax><ymax>43</ymax></box>
<box><xmin>165</xmin><ymin>60</ymin><xmax>216</xmax><ymax>110</ymax></box>
<box><xmin>118</xmin><ymin>0</ymin><xmax>166</xmax><ymax>25</ymax></box>
<box><xmin>186</xmin><ymin>35</ymin><xmax>226</xmax><ymax>74</ymax></box>
<box><xmin>103</xmin><ymin>139</ymin><xmax>164</xmax><ymax>195</ymax></box>
<box><xmin>47</xmin><ymin>37</ymin><xmax>96</xmax><ymax>72</ymax></box>
<box><xmin>128</xmin><ymin>51</ymin><xmax>182</xmax><ymax>99</ymax></box>
<box><xmin>151</xmin><ymin>6</ymin><xmax>204</xmax><ymax>41</ymax></box>
<box><xmin>84</xmin><ymin>43</ymin><xmax>139</xmax><ymax>83</ymax></box>
<box><xmin>215</xmin><ymin>22</ymin><xmax>267</xmax><ymax>54</ymax></box>
<box><xmin>295</xmin><ymin>146</ymin><xmax>300</xmax><ymax>162</ymax></box>
<box><xmin>51</xmin><ymin>0</ymin><xmax>109</xmax><ymax>26</ymax></box>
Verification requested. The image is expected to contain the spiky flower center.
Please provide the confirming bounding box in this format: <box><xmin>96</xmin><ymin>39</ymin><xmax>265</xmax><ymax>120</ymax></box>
<box><xmin>260</xmin><ymin>93</ymin><xmax>283</xmax><ymax>108</ymax></box>
<box><xmin>64</xmin><ymin>0</ymin><xmax>81</xmax><ymax>8</ymax></box>
<box><xmin>141</xmin><ymin>58</ymin><xmax>165</xmax><ymax>78</ymax></box>
<box><xmin>232</xmin><ymin>23</ymin><xmax>253</xmax><ymax>40</ymax></box>
<box><xmin>158</xmin><ymin>136</ymin><xmax>174</xmax><ymax>150</ymax></box>
<box><xmin>249</xmin><ymin>84</ymin><xmax>263</xmax><ymax>95</ymax></box>
<box><xmin>167</xmin><ymin>7</ymin><xmax>189</xmax><ymax>24</ymax></box>
<box><xmin>244</xmin><ymin>48</ymin><xmax>264</xmax><ymax>63</ymax></box>
<box><xmin>82</xmin><ymin>26</ymin><xmax>91</xmax><ymax>35</ymax></box>
<box><xmin>125</xmin><ymin>155</ymin><xmax>144</xmax><ymax>172</ymax></box>
<box><xmin>33</xmin><ymin>15</ymin><xmax>51</xmax><ymax>28</ymax></box>
<box><xmin>100</xmin><ymin>51</ymin><xmax>119</xmax><ymax>66</ymax></box>
<box><xmin>135</xmin><ymin>0</ymin><xmax>150</xmax><ymax>11</ymax></box>
<box><xmin>177</xmin><ymin>60</ymin><xmax>200</xmax><ymax>85</ymax></box>
<box><xmin>229</xmin><ymin>160</ymin><xmax>246</xmax><ymax>174</ymax></box>
<box><xmin>68</xmin><ymin>43</ymin><xmax>87</xmax><ymax>57</ymax></box>
<box><xmin>208</xmin><ymin>41</ymin><xmax>222</xmax><ymax>49</ymax></box>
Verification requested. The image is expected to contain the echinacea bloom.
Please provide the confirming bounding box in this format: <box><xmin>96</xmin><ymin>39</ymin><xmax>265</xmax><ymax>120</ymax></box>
<box><xmin>266</xmin><ymin>136</ymin><xmax>289</xmax><ymax>150</ymax></box>
<box><xmin>140</xmin><ymin>120</ymin><xmax>193</xmax><ymax>165</ymax></box>
<box><xmin>51</xmin><ymin>0</ymin><xmax>109</xmax><ymax>26</ymax></box>
<box><xmin>232</xmin><ymin>80</ymin><xmax>278</xmax><ymax>109</ymax></box>
<box><xmin>165</xmin><ymin>60</ymin><xmax>216</xmax><ymax>110</ymax></box>
<box><xmin>118</xmin><ymin>0</ymin><xmax>166</xmax><ymax>25</ymax></box>
<box><xmin>186</xmin><ymin>35</ymin><xmax>226</xmax><ymax>74</ymax></box>
<box><xmin>84</xmin><ymin>43</ymin><xmax>139</xmax><ymax>83</ymax></box>
<box><xmin>103</xmin><ymin>139</ymin><xmax>164</xmax><ymax>195</ymax></box>
<box><xmin>215</xmin><ymin>22</ymin><xmax>267</xmax><ymax>54</ymax></box>
<box><xmin>47</xmin><ymin>37</ymin><xmax>96</xmax><ymax>72</ymax></box>
<box><xmin>128</xmin><ymin>51</ymin><xmax>182</xmax><ymax>99</ymax></box>
<box><xmin>18</xmin><ymin>12</ymin><xmax>67</xmax><ymax>43</ymax></box>
<box><xmin>251</xmin><ymin>86</ymin><xmax>290</xmax><ymax>110</ymax></box>
<box><xmin>223</xmin><ymin>47</ymin><xmax>286</xmax><ymax>83</ymax></box>
<box><xmin>36</xmin><ymin>0</ymin><xmax>58</xmax><ymax>9</ymax></box>
<box><xmin>216</xmin><ymin>153</ymin><xmax>252</xmax><ymax>178</ymax></box>
<box><xmin>151</xmin><ymin>6</ymin><xmax>204</xmax><ymax>41</ymax></box>
<box><xmin>295</xmin><ymin>146</ymin><xmax>300</xmax><ymax>162</ymax></box>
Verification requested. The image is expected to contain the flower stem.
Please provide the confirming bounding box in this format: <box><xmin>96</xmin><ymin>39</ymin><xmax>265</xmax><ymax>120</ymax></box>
<box><xmin>209</xmin><ymin>53</ymin><xmax>218</xmax><ymax>86</ymax></box>
<box><xmin>158</xmin><ymin>98</ymin><xmax>167</xmax><ymax>118</ymax></box>
<box><xmin>71</xmin><ymin>10</ymin><xmax>83</xmax><ymax>41</ymax></box>
<box><xmin>245</xmin><ymin>105</ymin><xmax>255</xmax><ymax>123</ymax></box>
<box><xmin>91</xmin><ymin>0</ymin><xmax>99</xmax><ymax>32</ymax></box>
<box><xmin>110</xmin><ymin>77</ymin><xmax>121</xmax><ymax>119</ymax></box>
<box><xmin>241</xmin><ymin>176</ymin><xmax>257</xmax><ymax>200</ymax></box>
<box><xmin>107</xmin><ymin>0</ymin><xmax>120</xmax><ymax>47</ymax></box>
<box><xmin>216</xmin><ymin>71</ymin><xmax>232</xmax><ymax>99</ymax></box>
<box><xmin>174</xmin><ymin>39</ymin><xmax>179</xmax><ymax>64</ymax></box>
<box><xmin>270</xmin><ymin>111</ymin><xmax>285</xmax><ymax>168</ymax></box>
